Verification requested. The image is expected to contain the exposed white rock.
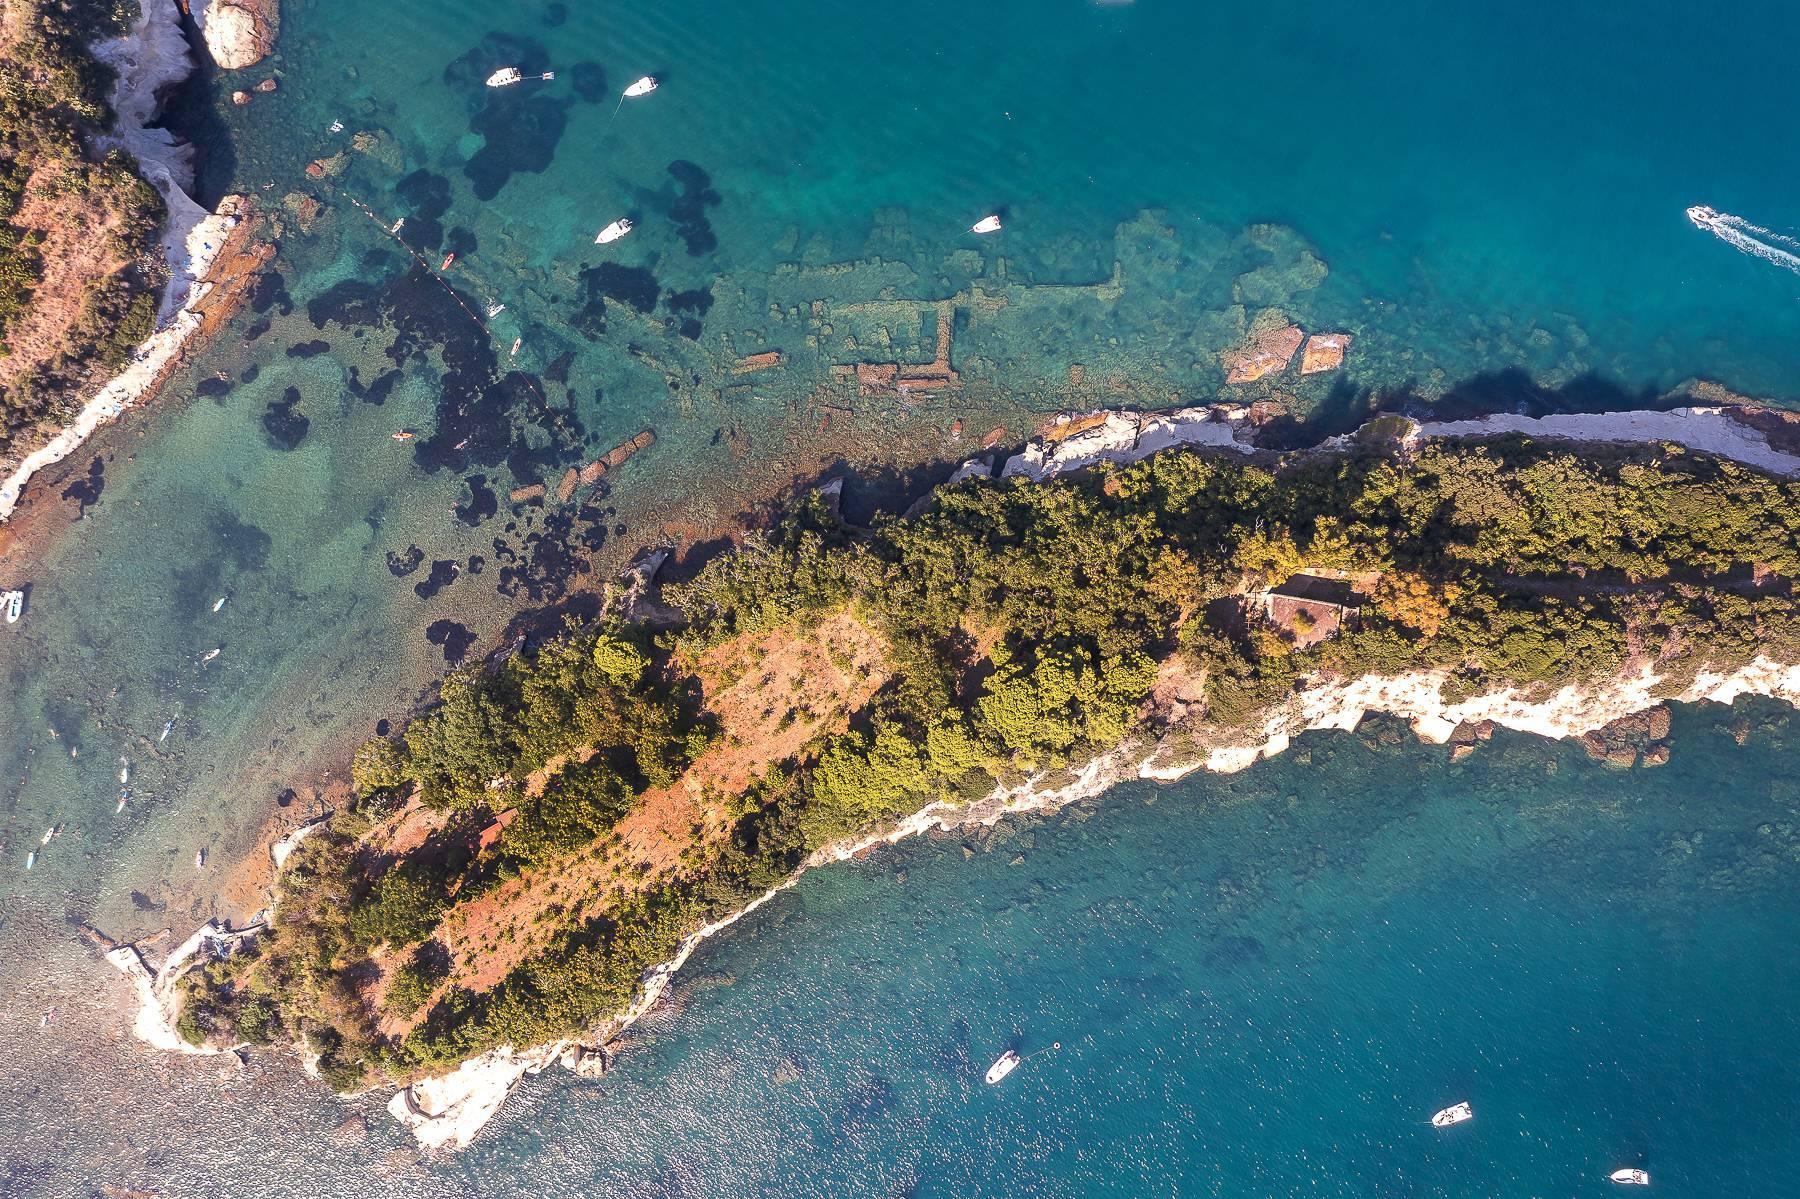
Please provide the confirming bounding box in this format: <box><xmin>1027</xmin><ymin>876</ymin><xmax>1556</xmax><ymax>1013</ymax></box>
<box><xmin>1409</xmin><ymin>406</ymin><xmax>1800</xmax><ymax>479</ymax></box>
<box><xmin>1002</xmin><ymin>407</ymin><xmax>1255</xmax><ymax>481</ymax></box>
<box><xmin>387</xmin><ymin>1041</ymin><xmax>565</xmax><ymax>1151</ymax></box>
<box><xmin>193</xmin><ymin>0</ymin><xmax>280</xmax><ymax>71</ymax></box>
<box><xmin>1</xmin><ymin>2</ymin><xmax>250</xmax><ymax>525</ymax></box>
<box><xmin>945</xmin><ymin>457</ymin><xmax>994</xmax><ymax>484</ymax></box>
<box><xmin>103</xmin><ymin>920</ymin><xmax>262</xmax><ymax>1054</ymax></box>
<box><xmin>270</xmin><ymin>814</ymin><xmax>331</xmax><ymax>871</ymax></box>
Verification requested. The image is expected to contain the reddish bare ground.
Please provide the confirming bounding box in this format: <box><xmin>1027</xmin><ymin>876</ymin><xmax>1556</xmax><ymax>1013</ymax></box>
<box><xmin>0</xmin><ymin>162</ymin><xmax>138</xmax><ymax>390</ymax></box>
<box><xmin>384</xmin><ymin>610</ymin><xmax>890</xmax><ymax>1016</ymax></box>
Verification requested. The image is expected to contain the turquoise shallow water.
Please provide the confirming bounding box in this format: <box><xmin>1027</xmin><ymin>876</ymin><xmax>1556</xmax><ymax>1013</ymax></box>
<box><xmin>4</xmin><ymin>707</ymin><xmax>1799</xmax><ymax>1196</ymax></box>
<box><xmin>3</xmin><ymin>0</ymin><xmax>1800</xmax><ymax>1192</ymax></box>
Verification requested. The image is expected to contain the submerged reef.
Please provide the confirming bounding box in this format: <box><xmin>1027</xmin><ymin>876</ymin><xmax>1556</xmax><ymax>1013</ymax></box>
<box><xmin>128</xmin><ymin>403</ymin><xmax>1800</xmax><ymax>1149</ymax></box>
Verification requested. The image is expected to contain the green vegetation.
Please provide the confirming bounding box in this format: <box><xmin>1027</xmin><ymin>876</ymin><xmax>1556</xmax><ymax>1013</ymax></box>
<box><xmin>188</xmin><ymin>435</ymin><xmax>1800</xmax><ymax>1090</ymax></box>
<box><xmin>0</xmin><ymin>0</ymin><xmax>164</xmax><ymax>452</ymax></box>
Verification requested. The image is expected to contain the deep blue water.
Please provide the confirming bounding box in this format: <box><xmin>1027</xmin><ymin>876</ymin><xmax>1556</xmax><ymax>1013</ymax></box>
<box><xmin>3</xmin><ymin>0</ymin><xmax>1800</xmax><ymax>1193</ymax></box>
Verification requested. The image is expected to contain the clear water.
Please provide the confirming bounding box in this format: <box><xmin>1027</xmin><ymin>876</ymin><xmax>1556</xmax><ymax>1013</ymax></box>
<box><xmin>6</xmin><ymin>709</ymin><xmax>1800</xmax><ymax>1196</ymax></box>
<box><xmin>3</xmin><ymin>0</ymin><xmax>1800</xmax><ymax>1192</ymax></box>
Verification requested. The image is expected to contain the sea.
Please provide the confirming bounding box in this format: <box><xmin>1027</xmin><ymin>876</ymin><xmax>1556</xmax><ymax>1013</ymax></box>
<box><xmin>3</xmin><ymin>0</ymin><xmax>1800</xmax><ymax>1193</ymax></box>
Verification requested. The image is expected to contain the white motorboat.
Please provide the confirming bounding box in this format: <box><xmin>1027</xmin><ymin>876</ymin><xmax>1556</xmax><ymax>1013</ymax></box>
<box><xmin>984</xmin><ymin>1050</ymin><xmax>1021</xmax><ymax>1085</ymax></box>
<box><xmin>116</xmin><ymin>790</ymin><xmax>129</xmax><ymax>814</ymax></box>
<box><xmin>389</xmin><ymin>217</ymin><xmax>406</xmax><ymax>235</ymax></box>
<box><xmin>971</xmin><ymin>214</ymin><xmax>1003</xmax><ymax>235</ymax></box>
<box><xmin>328</xmin><ymin>119</ymin><xmax>344</xmax><ymax>133</ymax></box>
<box><xmin>3</xmin><ymin>589</ymin><xmax>23</xmax><ymax>623</ymax></box>
<box><xmin>40</xmin><ymin>826</ymin><xmax>56</xmax><ymax>846</ymax></box>
<box><xmin>1430</xmin><ymin>1101</ymin><xmax>1473</xmax><ymax>1127</ymax></box>
<box><xmin>1609</xmin><ymin>1168</ymin><xmax>1650</xmax><ymax>1186</ymax></box>
<box><xmin>510</xmin><ymin>337</ymin><xmax>522</xmax><ymax>357</ymax></box>
<box><xmin>119</xmin><ymin>760</ymin><xmax>130</xmax><ymax>785</ymax></box>
<box><xmin>159</xmin><ymin>718</ymin><xmax>175</xmax><ymax>743</ymax></box>
<box><xmin>212</xmin><ymin>596</ymin><xmax>228</xmax><ymax>613</ymax></box>
<box><xmin>487</xmin><ymin>302</ymin><xmax>506</xmax><ymax>318</ymax></box>
<box><xmin>25</xmin><ymin>850</ymin><xmax>35</xmax><ymax>871</ymax></box>
<box><xmin>201</xmin><ymin>648</ymin><xmax>221</xmax><ymax>664</ymax></box>
<box><xmin>486</xmin><ymin>67</ymin><xmax>523</xmax><ymax>87</ymax></box>
<box><xmin>623</xmin><ymin>75</ymin><xmax>658</xmax><ymax>98</ymax></box>
<box><xmin>595</xmin><ymin>218</ymin><xmax>634</xmax><ymax>244</ymax></box>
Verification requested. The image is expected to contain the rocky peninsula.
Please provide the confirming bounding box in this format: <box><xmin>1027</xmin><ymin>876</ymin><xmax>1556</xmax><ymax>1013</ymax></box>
<box><xmin>0</xmin><ymin>0</ymin><xmax>275</xmax><ymax>525</ymax></box>
<box><xmin>105</xmin><ymin>401</ymin><xmax>1800</xmax><ymax>1150</ymax></box>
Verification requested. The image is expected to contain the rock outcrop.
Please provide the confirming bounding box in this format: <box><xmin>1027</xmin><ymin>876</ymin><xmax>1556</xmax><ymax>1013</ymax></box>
<box><xmin>198</xmin><ymin>0</ymin><xmax>281</xmax><ymax>71</ymax></box>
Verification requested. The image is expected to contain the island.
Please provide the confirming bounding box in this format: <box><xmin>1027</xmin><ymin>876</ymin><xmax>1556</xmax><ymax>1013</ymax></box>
<box><xmin>137</xmin><ymin>403</ymin><xmax>1800</xmax><ymax>1148</ymax></box>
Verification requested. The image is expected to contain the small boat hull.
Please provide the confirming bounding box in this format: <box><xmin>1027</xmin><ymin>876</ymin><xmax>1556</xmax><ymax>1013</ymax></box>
<box><xmin>971</xmin><ymin>215</ymin><xmax>1003</xmax><ymax>235</ymax></box>
<box><xmin>3</xmin><ymin>589</ymin><xmax>23</xmax><ymax>623</ymax></box>
<box><xmin>1430</xmin><ymin>1101</ymin><xmax>1473</xmax><ymax>1127</ymax></box>
<box><xmin>1609</xmin><ymin>1169</ymin><xmax>1650</xmax><ymax>1186</ymax></box>
<box><xmin>623</xmin><ymin>76</ymin><xmax>658</xmax><ymax>98</ymax></box>
<box><xmin>595</xmin><ymin>219</ymin><xmax>633</xmax><ymax>245</ymax></box>
<box><xmin>984</xmin><ymin>1050</ymin><xmax>1021</xmax><ymax>1084</ymax></box>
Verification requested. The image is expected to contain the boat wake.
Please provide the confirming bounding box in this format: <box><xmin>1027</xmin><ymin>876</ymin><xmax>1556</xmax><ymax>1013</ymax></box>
<box><xmin>1687</xmin><ymin>205</ymin><xmax>1800</xmax><ymax>274</ymax></box>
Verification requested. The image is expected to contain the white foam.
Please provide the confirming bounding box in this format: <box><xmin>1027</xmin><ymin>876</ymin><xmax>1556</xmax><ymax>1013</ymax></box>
<box><xmin>1688</xmin><ymin>205</ymin><xmax>1800</xmax><ymax>275</ymax></box>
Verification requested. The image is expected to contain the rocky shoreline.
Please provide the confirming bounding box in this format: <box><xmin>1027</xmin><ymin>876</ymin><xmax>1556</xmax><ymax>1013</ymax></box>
<box><xmin>0</xmin><ymin>0</ymin><xmax>276</xmax><ymax>526</ymax></box>
<box><xmin>97</xmin><ymin>400</ymin><xmax>1800</xmax><ymax>1151</ymax></box>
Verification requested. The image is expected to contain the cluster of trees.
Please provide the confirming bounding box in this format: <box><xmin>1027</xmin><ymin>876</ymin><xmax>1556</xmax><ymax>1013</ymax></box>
<box><xmin>1</xmin><ymin>0</ymin><xmax>163</xmax><ymax>452</ymax></box>
<box><xmin>190</xmin><ymin>435</ymin><xmax>1800</xmax><ymax>1089</ymax></box>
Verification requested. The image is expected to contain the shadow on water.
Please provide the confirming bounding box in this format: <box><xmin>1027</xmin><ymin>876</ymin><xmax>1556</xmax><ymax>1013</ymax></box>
<box><xmin>1256</xmin><ymin>368</ymin><xmax>1706</xmax><ymax>451</ymax></box>
<box><xmin>159</xmin><ymin>8</ymin><xmax>238</xmax><ymax>205</ymax></box>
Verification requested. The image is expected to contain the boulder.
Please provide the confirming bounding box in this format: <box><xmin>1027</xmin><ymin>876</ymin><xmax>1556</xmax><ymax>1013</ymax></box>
<box><xmin>254</xmin><ymin>77</ymin><xmax>278</xmax><ymax>93</ymax></box>
<box><xmin>1300</xmin><ymin>333</ymin><xmax>1351</xmax><ymax>374</ymax></box>
<box><xmin>231</xmin><ymin>90</ymin><xmax>252</xmax><ymax>106</ymax></box>
<box><xmin>201</xmin><ymin>0</ymin><xmax>281</xmax><ymax>71</ymax></box>
<box><xmin>303</xmin><ymin>152</ymin><xmax>347</xmax><ymax>179</ymax></box>
<box><xmin>1224</xmin><ymin>322</ymin><xmax>1304</xmax><ymax>384</ymax></box>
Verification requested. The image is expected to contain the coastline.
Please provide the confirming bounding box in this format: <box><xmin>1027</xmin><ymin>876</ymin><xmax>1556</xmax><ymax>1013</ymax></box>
<box><xmin>0</xmin><ymin>0</ymin><xmax>270</xmax><ymax>527</ymax></box>
<box><xmin>323</xmin><ymin>400</ymin><xmax>1800</xmax><ymax>1150</ymax></box>
<box><xmin>96</xmin><ymin>398</ymin><xmax>1800</xmax><ymax>1151</ymax></box>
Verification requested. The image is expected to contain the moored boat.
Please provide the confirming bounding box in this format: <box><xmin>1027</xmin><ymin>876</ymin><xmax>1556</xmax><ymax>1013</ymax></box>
<box><xmin>971</xmin><ymin>214</ymin><xmax>1002</xmax><ymax>234</ymax></box>
<box><xmin>595</xmin><ymin>218</ymin><xmax>633</xmax><ymax>245</ymax></box>
<box><xmin>1430</xmin><ymin>1101</ymin><xmax>1473</xmax><ymax>1127</ymax></box>
<box><xmin>1609</xmin><ymin>1168</ymin><xmax>1650</xmax><ymax>1186</ymax></box>
<box><xmin>440</xmin><ymin>252</ymin><xmax>456</xmax><ymax>271</ymax></box>
<box><xmin>486</xmin><ymin>67</ymin><xmax>523</xmax><ymax>87</ymax></box>
<box><xmin>623</xmin><ymin>75</ymin><xmax>658</xmax><ymax>98</ymax></box>
<box><xmin>3</xmin><ymin>589</ymin><xmax>23</xmax><ymax>623</ymax></box>
<box><xmin>984</xmin><ymin>1049</ymin><xmax>1021</xmax><ymax>1084</ymax></box>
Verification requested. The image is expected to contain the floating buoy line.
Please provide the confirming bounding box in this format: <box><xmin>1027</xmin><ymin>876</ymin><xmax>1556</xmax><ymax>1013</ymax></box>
<box><xmin>337</xmin><ymin>188</ymin><xmax>549</xmax><ymax>409</ymax></box>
